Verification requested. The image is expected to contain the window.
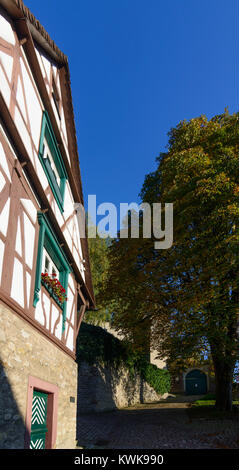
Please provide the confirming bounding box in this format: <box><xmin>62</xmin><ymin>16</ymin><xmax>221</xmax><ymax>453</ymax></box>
<box><xmin>42</xmin><ymin>139</ymin><xmax>61</xmax><ymax>187</ymax></box>
<box><xmin>38</xmin><ymin>111</ymin><xmax>67</xmax><ymax>213</ymax></box>
<box><xmin>42</xmin><ymin>247</ymin><xmax>59</xmax><ymax>278</ymax></box>
<box><xmin>33</xmin><ymin>212</ymin><xmax>71</xmax><ymax>332</ymax></box>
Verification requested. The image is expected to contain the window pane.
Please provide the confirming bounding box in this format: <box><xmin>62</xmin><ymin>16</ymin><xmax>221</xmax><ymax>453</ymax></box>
<box><xmin>42</xmin><ymin>138</ymin><xmax>61</xmax><ymax>187</ymax></box>
<box><xmin>45</xmin><ymin>255</ymin><xmax>49</xmax><ymax>272</ymax></box>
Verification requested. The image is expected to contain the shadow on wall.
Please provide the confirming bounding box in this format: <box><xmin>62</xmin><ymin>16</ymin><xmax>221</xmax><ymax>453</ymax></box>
<box><xmin>0</xmin><ymin>361</ymin><xmax>28</xmax><ymax>449</ymax></box>
<box><xmin>76</xmin><ymin>360</ymin><xmax>160</xmax><ymax>426</ymax></box>
<box><xmin>77</xmin><ymin>362</ymin><xmax>117</xmax><ymax>418</ymax></box>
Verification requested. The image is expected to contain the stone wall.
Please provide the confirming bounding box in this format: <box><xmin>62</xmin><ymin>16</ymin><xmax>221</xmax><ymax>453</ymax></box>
<box><xmin>77</xmin><ymin>361</ymin><xmax>168</xmax><ymax>413</ymax></box>
<box><xmin>0</xmin><ymin>302</ymin><xmax>78</xmax><ymax>449</ymax></box>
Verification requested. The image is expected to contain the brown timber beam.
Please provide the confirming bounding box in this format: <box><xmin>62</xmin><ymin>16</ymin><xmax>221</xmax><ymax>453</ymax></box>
<box><xmin>13</xmin><ymin>17</ymin><xmax>84</xmax><ymax>206</ymax></box>
<box><xmin>0</xmin><ymin>90</ymin><xmax>94</xmax><ymax>307</ymax></box>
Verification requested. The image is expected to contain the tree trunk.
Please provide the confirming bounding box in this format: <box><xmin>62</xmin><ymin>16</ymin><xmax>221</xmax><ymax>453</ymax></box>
<box><xmin>213</xmin><ymin>360</ymin><xmax>234</xmax><ymax>411</ymax></box>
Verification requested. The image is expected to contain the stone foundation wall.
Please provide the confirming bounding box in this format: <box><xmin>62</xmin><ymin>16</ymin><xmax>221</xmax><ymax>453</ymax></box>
<box><xmin>77</xmin><ymin>361</ymin><xmax>168</xmax><ymax>413</ymax></box>
<box><xmin>0</xmin><ymin>302</ymin><xmax>78</xmax><ymax>449</ymax></box>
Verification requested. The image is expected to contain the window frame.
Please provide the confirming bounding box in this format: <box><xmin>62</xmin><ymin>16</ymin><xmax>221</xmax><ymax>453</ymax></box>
<box><xmin>42</xmin><ymin>247</ymin><xmax>59</xmax><ymax>278</ymax></box>
<box><xmin>33</xmin><ymin>212</ymin><xmax>71</xmax><ymax>332</ymax></box>
<box><xmin>38</xmin><ymin>111</ymin><xmax>67</xmax><ymax>213</ymax></box>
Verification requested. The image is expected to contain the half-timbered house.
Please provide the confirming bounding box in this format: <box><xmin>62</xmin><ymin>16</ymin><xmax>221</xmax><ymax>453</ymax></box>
<box><xmin>0</xmin><ymin>0</ymin><xmax>94</xmax><ymax>449</ymax></box>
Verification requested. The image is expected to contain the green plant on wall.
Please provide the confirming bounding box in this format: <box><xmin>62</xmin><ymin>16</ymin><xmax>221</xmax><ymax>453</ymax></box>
<box><xmin>140</xmin><ymin>362</ymin><xmax>171</xmax><ymax>395</ymax></box>
<box><xmin>76</xmin><ymin>322</ymin><xmax>171</xmax><ymax>395</ymax></box>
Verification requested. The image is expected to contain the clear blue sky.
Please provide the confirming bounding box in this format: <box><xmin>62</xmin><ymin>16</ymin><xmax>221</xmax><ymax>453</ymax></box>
<box><xmin>26</xmin><ymin>0</ymin><xmax>239</xmax><ymax>216</ymax></box>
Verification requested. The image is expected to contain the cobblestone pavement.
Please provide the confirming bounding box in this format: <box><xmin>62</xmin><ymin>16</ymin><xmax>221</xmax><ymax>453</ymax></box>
<box><xmin>77</xmin><ymin>396</ymin><xmax>239</xmax><ymax>449</ymax></box>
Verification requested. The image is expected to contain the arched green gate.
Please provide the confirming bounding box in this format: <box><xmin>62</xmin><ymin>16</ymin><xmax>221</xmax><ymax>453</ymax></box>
<box><xmin>185</xmin><ymin>369</ymin><xmax>207</xmax><ymax>395</ymax></box>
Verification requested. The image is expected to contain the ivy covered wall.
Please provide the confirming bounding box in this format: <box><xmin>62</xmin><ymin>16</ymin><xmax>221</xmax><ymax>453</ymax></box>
<box><xmin>76</xmin><ymin>323</ymin><xmax>170</xmax><ymax>412</ymax></box>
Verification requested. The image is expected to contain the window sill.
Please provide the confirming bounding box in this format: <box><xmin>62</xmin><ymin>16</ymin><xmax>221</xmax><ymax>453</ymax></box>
<box><xmin>41</xmin><ymin>279</ymin><xmax>64</xmax><ymax>310</ymax></box>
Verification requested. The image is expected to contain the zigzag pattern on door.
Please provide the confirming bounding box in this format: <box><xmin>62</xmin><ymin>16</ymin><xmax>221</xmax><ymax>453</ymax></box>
<box><xmin>30</xmin><ymin>438</ymin><xmax>44</xmax><ymax>449</ymax></box>
<box><xmin>31</xmin><ymin>395</ymin><xmax>46</xmax><ymax>425</ymax></box>
<box><xmin>30</xmin><ymin>390</ymin><xmax>48</xmax><ymax>449</ymax></box>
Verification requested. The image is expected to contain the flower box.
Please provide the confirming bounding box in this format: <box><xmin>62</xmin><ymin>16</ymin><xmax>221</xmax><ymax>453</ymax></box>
<box><xmin>41</xmin><ymin>272</ymin><xmax>67</xmax><ymax>309</ymax></box>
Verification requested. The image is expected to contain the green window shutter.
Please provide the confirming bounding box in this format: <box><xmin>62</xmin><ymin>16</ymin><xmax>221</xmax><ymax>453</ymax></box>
<box><xmin>33</xmin><ymin>220</ymin><xmax>45</xmax><ymax>307</ymax></box>
<box><xmin>33</xmin><ymin>212</ymin><xmax>72</xmax><ymax>333</ymax></box>
<box><xmin>61</xmin><ymin>267</ymin><xmax>70</xmax><ymax>332</ymax></box>
<box><xmin>38</xmin><ymin>111</ymin><xmax>67</xmax><ymax>213</ymax></box>
<box><xmin>30</xmin><ymin>390</ymin><xmax>48</xmax><ymax>449</ymax></box>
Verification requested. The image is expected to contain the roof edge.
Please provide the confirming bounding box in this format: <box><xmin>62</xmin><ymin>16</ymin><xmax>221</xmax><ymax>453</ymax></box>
<box><xmin>0</xmin><ymin>0</ymin><xmax>67</xmax><ymax>64</ymax></box>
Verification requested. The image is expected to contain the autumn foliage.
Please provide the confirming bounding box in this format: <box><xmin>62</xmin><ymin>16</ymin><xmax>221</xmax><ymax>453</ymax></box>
<box><xmin>100</xmin><ymin>110</ymin><xmax>239</xmax><ymax>411</ymax></box>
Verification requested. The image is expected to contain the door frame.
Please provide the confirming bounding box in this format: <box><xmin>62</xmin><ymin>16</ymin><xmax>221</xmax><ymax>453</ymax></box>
<box><xmin>25</xmin><ymin>376</ymin><xmax>59</xmax><ymax>449</ymax></box>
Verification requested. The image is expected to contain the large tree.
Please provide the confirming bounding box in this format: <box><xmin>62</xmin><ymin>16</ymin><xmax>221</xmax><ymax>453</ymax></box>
<box><xmin>101</xmin><ymin>110</ymin><xmax>239</xmax><ymax>411</ymax></box>
<box><xmin>84</xmin><ymin>234</ymin><xmax>112</xmax><ymax>325</ymax></box>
